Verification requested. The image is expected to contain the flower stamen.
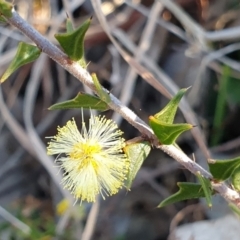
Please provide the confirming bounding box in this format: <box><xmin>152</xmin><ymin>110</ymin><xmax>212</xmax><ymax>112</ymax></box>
<box><xmin>47</xmin><ymin>113</ymin><xmax>129</xmax><ymax>202</ymax></box>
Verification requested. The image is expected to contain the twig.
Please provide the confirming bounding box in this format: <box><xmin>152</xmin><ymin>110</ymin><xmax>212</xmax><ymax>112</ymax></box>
<box><xmin>4</xmin><ymin>7</ymin><xmax>240</xmax><ymax>208</ymax></box>
<box><xmin>81</xmin><ymin>199</ymin><xmax>100</xmax><ymax>240</ymax></box>
<box><xmin>0</xmin><ymin>205</ymin><xmax>31</xmax><ymax>235</ymax></box>
<box><xmin>133</xmin><ymin>161</ymin><xmax>179</xmax><ymax>188</ymax></box>
<box><xmin>112</xmin><ymin>28</ymin><xmax>209</xmax><ymax>158</ymax></box>
<box><xmin>157</xmin><ymin>0</ymin><xmax>207</xmax><ymax>50</ymax></box>
<box><xmin>22</xmin><ymin>54</ymin><xmax>74</xmax><ymax>203</ymax></box>
<box><xmin>205</xmin><ymin>26</ymin><xmax>240</xmax><ymax>42</ymax></box>
<box><xmin>0</xmin><ymin>86</ymin><xmax>35</xmax><ymax>155</ymax></box>
<box><xmin>92</xmin><ymin>2</ymin><xmax>209</xmax><ymax>158</ymax></box>
<box><xmin>211</xmin><ymin>136</ymin><xmax>240</xmax><ymax>153</ymax></box>
<box><xmin>0</xmin><ymin>48</ymin><xmax>17</xmax><ymax>68</ymax></box>
<box><xmin>112</xmin><ymin>1</ymin><xmax>164</xmax><ymax>124</ymax></box>
<box><xmin>55</xmin><ymin>209</ymin><xmax>72</xmax><ymax>236</ymax></box>
<box><xmin>158</xmin><ymin>0</ymin><xmax>240</xmax><ymax>43</ymax></box>
<box><xmin>145</xmin><ymin>177</ymin><xmax>170</xmax><ymax>198</ymax></box>
<box><xmin>5</xmin><ymin>9</ymin><xmax>152</xmax><ymax>137</ymax></box>
<box><xmin>125</xmin><ymin>0</ymin><xmax>187</xmax><ymax>41</ymax></box>
<box><xmin>0</xmin><ymin>82</ymin><xmax>77</xmax><ymax>180</ymax></box>
<box><xmin>108</xmin><ymin>45</ymin><xmax>121</xmax><ymax>86</ymax></box>
<box><xmin>196</xmin><ymin>43</ymin><xmax>240</xmax><ymax>86</ymax></box>
<box><xmin>0</xmin><ymin>148</ymin><xmax>24</xmax><ymax>179</ymax></box>
<box><xmin>0</xmin><ymin>25</ymin><xmax>26</xmax><ymax>41</ymax></box>
<box><xmin>158</xmin><ymin>144</ymin><xmax>211</xmax><ymax>178</ymax></box>
<box><xmin>169</xmin><ymin>204</ymin><xmax>203</xmax><ymax>234</ymax></box>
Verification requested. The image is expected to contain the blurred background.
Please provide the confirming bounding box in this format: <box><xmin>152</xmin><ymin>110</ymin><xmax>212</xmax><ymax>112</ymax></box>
<box><xmin>1</xmin><ymin>0</ymin><xmax>240</xmax><ymax>239</ymax></box>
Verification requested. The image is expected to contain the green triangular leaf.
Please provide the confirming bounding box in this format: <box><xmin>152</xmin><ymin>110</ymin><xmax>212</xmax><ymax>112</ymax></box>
<box><xmin>209</xmin><ymin>157</ymin><xmax>240</xmax><ymax>181</ymax></box>
<box><xmin>231</xmin><ymin>166</ymin><xmax>240</xmax><ymax>191</ymax></box>
<box><xmin>124</xmin><ymin>141</ymin><xmax>151</xmax><ymax>189</ymax></box>
<box><xmin>0</xmin><ymin>0</ymin><xmax>12</xmax><ymax>18</ymax></box>
<box><xmin>149</xmin><ymin>116</ymin><xmax>192</xmax><ymax>145</ymax></box>
<box><xmin>154</xmin><ymin>88</ymin><xmax>190</xmax><ymax>124</ymax></box>
<box><xmin>1</xmin><ymin>42</ymin><xmax>41</xmax><ymax>83</ymax></box>
<box><xmin>48</xmin><ymin>92</ymin><xmax>109</xmax><ymax>111</ymax></box>
<box><xmin>196</xmin><ymin>173</ymin><xmax>212</xmax><ymax>207</ymax></box>
<box><xmin>55</xmin><ymin>18</ymin><xmax>91</xmax><ymax>62</ymax></box>
<box><xmin>158</xmin><ymin>182</ymin><xmax>212</xmax><ymax>208</ymax></box>
<box><xmin>92</xmin><ymin>73</ymin><xmax>111</xmax><ymax>104</ymax></box>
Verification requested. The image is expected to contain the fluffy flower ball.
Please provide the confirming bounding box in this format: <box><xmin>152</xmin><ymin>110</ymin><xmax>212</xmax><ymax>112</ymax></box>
<box><xmin>47</xmin><ymin>114</ymin><xmax>129</xmax><ymax>202</ymax></box>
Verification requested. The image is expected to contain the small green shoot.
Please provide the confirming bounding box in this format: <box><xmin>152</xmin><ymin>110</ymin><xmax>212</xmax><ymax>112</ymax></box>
<box><xmin>196</xmin><ymin>173</ymin><xmax>212</xmax><ymax>207</ymax></box>
<box><xmin>92</xmin><ymin>73</ymin><xmax>111</xmax><ymax>104</ymax></box>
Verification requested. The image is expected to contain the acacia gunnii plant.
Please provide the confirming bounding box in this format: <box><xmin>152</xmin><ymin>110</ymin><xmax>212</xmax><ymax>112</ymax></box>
<box><xmin>2</xmin><ymin>0</ymin><xmax>240</xmax><ymax>211</ymax></box>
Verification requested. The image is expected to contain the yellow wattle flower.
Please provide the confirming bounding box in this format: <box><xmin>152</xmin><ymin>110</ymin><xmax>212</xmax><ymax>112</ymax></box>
<box><xmin>47</xmin><ymin>114</ymin><xmax>129</xmax><ymax>203</ymax></box>
<box><xmin>56</xmin><ymin>199</ymin><xmax>69</xmax><ymax>216</ymax></box>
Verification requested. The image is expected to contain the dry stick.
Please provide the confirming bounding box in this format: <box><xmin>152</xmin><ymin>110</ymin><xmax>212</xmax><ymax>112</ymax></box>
<box><xmin>157</xmin><ymin>0</ymin><xmax>207</xmax><ymax>49</ymax></box>
<box><xmin>196</xmin><ymin>43</ymin><xmax>240</xmax><ymax>88</ymax></box>
<box><xmin>205</xmin><ymin>26</ymin><xmax>240</xmax><ymax>42</ymax></box>
<box><xmin>91</xmin><ymin>0</ymin><xmax>210</xmax><ymax>158</ymax></box>
<box><xmin>92</xmin><ymin>0</ymin><xmax>240</xmax><ymax>208</ymax></box>
<box><xmin>125</xmin><ymin>0</ymin><xmax>187</xmax><ymax>41</ymax></box>
<box><xmin>81</xmin><ymin>198</ymin><xmax>100</xmax><ymax>240</ymax></box>
<box><xmin>112</xmin><ymin>28</ymin><xmax>210</xmax><ymax>159</ymax></box>
<box><xmin>112</xmin><ymin>1</ymin><xmax>164</xmax><ymax>124</ymax></box>
<box><xmin>209</xmin><ymin>61</ymin><xmax>240</xmax><ymax>80</ymax></box>
<box><xmin>89</xmin><ymin>0</ymin><xmax>209</xmax><ymax>158</ymax></box>
<box><xmin>0</xmin><ymin>35</ymin><xmax>20</xmax><ymax>132</ymax></box>
<box><xmin>5</xmin><ymin>9</ymin><xmax>240</xmax><ymax>208</ymax></box>
<box><xmin>219</xmin><ymin>56</ymin><xmax>240</xmax><ymax>73</ymax></box>
<box><xmin>158</xmin><ymin>0</ymin><xmax>240</xmax><ymax>65</ymax></box>
<box><xmin>22</xmin><ymin>54</ymin><xmax>74</xmax><ymax>203</ymax></box>
<box><xmin>0</xmin><ymin>82</ymin><xmax>77</xmax><ymax>179</ymax></box>
<box><xmin>0</xmin><ymin>81</ymin><xmax>79</xmax><ymax>235</ymax></box>
<box><xmin>156</xmin><ymin>0</ymin><xmax>240</xmax><ymax>46</ymax></box>
<box><xmin>88</xmin><ymin>0</ymin><xmax>210</xmax><ymax>159</ymax></box>
<box><xmin>169</xmin><ymin>203</ymin><xmax>203</xmax><ymax>234</ymax></box>
<box><xmin>5</xmin><ymin>10</ymin><xmax>151</xmax><ymax>137</ymax></box>
<box><xmin>0</xmin><ymin>205</ymin><xmax>31</xmax><ymax>235</ymax></box>
<box><xmin>211</xmin><ymin>136</ymin><xmax>240</xmax><ymax>153</ymax></box>
<box><xmin>22</xmin><ymin>55</ymin><xmax>76</xmax><ymax>235</ymax></box>
<box><xmin>55</xmin><ymin>209</ymin><xmax>72</xmax><ymax>236</ymax></box>
<box><xmin>0</xmin><ymin>48</ymin><xmax>16</xmax><ymax>67</ymax></box>
<box><xmin>2</xmin><ymin>4</ymin><xmax>82</xmax><ymax>229</ymax></box>
<box><xmin>134</xmin><ymin>161</ymin><xmax>179</xmax><ymax>188</ymax></box>
<box><xmin>108</xmin><ymin>45</ymin><xmax>121</xmax><ymax>86</ymax></box>
<box><xmin>0</xmin><ymin>86</ymin><xmax>35</xmax><ymax>156</ymax></box>
<box><xmin>145</xmin><ymin>176</ymin><xmax>170</xmax><ymax>198</ymax></box>
<box><xmin>128</xmin><ymin>2</ymin><xmax>240</xmax><ymax>155</ymax></box>
<box><xmin>0</xmin><ymin>25</ymin><xmax>26</xmax><ymax>41</ymax></box>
